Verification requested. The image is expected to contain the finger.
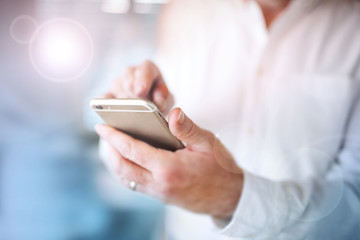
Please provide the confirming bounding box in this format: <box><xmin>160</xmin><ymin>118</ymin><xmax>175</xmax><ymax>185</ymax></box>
<box><xmin>100</xmin><ymin>92</ymin><xmax>115</xmax><ymax>98</ymax></box>
<box><xmin>95</xmin><ymin>124</ymin><xmax>166</xmax><ymax>171</ymax></box>
<box><xmin>134</xmin><ymin>60</ymin><xmax>157</xmax><ymax>97</ymax></box>
<box><xmin>168</xmin><ymin>108</ymin><xmax>214</xmax><ymax>151</ymax></box>
<box><xmin>104</xmin><ymin>143</ymin><xmax>164</xmax><ymax>198</ymax></box>
<box><xmin>108</xmin><ymin>66</ymin><xmax>135</xmax><ymax>98</ymax></box>
<box><xmin>120</xmin><ymin>66</ymin><xmax>137</xmax><ymax>97</ymax></box>
<box><xmin>152</xmin><ymin>83</ymin><xmax>173</xmax><ymax>114</ymax></box>
<box><xmin>105</xmin><ymin>143</ymin><xmax>153</xmax><ymax>185</ymax></box>
<box><xmin>109</xmin><ymin>60</ymin><xmax>171</xmax><ymax>103</ymax></box>
<box><xmin>120</xmin><ymin>177</ymin><xmax>164</xmax><ymax>201</ymax></box>
<box><xmin>134</xmin><ymin>60</ymin><xmax>170</xmax><ymax>99</ymax></box>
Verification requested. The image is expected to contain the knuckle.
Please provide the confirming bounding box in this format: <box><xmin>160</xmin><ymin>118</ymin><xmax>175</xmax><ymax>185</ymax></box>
<box><xmin>123</xmin><ymin>66</ymin><xmax>135</xmax><ymax>75</ymax></box>
<box><xmin>134</xmin><ymin>67</ymin><xmax>146</xmax><ymax>81</ymax></box>
<box><xmin>135</xmin><ymin>65</ymin><xmax>151</xmax><ymax>81</ymax></box>
<box><xmin>137</xmin><ymin>60</ymin><xmax>158</xmax><ymax>81</ymax></box>
<box><xmin>141</xmin><ymin>59</ymin><xmax>153</xmax><ymax>68</ymax></box>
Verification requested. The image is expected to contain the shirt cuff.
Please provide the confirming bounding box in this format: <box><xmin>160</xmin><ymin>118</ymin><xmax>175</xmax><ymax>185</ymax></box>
<box><xmin>213</xmin><ymin>171</ymin><xmax>274</xmax><ymax>238</ymax></box>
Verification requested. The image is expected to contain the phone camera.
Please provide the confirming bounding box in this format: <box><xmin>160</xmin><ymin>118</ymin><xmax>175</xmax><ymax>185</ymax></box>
<box><xmin>95</xmin><ymin>105</ymin><xmax>103</xmax><ymax>110</ymax></box>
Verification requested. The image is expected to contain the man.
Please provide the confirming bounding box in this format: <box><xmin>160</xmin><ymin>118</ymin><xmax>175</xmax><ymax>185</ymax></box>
<box><xmin>96</xmin><ymin>0</ymin><xmax>360</xmax><ymax>239</ymax></box>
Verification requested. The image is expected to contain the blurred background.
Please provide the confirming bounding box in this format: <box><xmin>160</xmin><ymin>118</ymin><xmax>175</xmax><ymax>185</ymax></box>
<box><xmin>0</xmin><ymin>0</ymin><xmax>167</xmax><ymax>239</ymax></box>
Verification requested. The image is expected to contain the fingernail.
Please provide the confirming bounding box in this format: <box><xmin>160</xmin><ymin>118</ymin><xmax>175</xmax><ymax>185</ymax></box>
<box><xmin>176</xmin><ymin>110</ymin><xmax>185</xmax><ymax>125</ymax></box>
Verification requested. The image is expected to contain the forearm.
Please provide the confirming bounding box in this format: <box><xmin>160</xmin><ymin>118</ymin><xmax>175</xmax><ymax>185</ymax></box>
<box><xmin>218</xmin><ymin>165</ymin><xmax>355</xmax><ymax>239</ymax></box>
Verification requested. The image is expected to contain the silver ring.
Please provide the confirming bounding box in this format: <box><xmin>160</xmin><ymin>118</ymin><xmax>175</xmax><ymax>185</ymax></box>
<box><xmin>129</xmin><ymin>180</ymin><xmax>137</xmax><ymax>191</ymax></box>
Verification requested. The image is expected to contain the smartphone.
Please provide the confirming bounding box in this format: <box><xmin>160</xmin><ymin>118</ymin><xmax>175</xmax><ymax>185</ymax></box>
<box><xmin>90</xmin><ymin>98</ymin><xmax>184</xmax><ymax>151</ymax></box>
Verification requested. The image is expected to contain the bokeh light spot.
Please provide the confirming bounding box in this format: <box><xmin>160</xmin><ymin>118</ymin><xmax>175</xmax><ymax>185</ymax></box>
<box><xmin>10</xmin><ymin>15</ymin><xmax>38</xmax><ymax>44</ymax></box>
<box><xmin>29</xmin><ymin>18</ymin><xmax>93</xmax><ymax>82</ymax></box>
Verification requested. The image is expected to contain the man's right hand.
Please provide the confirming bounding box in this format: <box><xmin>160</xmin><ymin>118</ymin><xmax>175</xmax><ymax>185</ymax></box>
<box><xmin>105</xmin><ymin>60</ymin><xmax>174</xmax><ymax>114</ymax></box>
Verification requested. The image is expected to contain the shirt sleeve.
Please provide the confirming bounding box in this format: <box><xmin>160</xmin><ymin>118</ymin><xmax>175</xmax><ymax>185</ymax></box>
<box><xmin>217</xmin><ymin>90</ymin><xmax>360</xmax><ymax>240</ymax></box>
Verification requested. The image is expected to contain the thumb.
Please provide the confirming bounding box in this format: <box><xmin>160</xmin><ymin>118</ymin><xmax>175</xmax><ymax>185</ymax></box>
<box><xmin>169</xmin><ymin>108</ymin><xmax>214</xmax><ymax>150</ymax></box>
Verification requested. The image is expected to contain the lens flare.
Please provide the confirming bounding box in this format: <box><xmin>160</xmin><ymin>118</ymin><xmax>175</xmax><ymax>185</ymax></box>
<box><xmin>10</xmin><ymin>15</ymin><xmax>38</xmax><ymax>44</ymax></box>
<box><xmin>29</xmin><ymin>18</ymin><xmax>93</xmax><ymax>82</ymax></box>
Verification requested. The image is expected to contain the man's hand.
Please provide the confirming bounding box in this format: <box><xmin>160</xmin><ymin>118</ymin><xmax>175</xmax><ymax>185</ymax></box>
<box><xmin>95</xmin><ymin>107</ymin><xmax>244</xmax><ymax>219</ymax></box>
<box><xmin>105</xmin><ymin>60</ymin><xmax>174</xmax><ymax>114</ymax></box>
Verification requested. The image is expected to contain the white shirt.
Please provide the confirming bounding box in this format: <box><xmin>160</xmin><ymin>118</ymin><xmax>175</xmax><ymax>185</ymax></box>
<box><xmin>157</xmin><ymin>0</ymin><xmax>360</xmax><ymax>239</ymax></box>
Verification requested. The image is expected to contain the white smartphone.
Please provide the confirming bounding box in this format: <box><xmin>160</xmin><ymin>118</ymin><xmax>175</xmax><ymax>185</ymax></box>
<box><xmin>90</xmin><ymin>98</ymin><xmax>184</xmax><ymax>151</ymax></box>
